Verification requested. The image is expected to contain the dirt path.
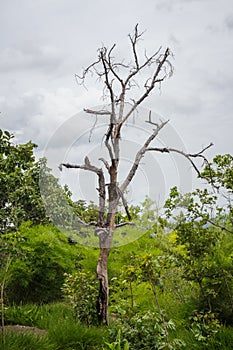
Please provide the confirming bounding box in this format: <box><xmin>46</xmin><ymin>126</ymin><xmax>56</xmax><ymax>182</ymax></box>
<box><xmin>5</xmin><ymin>325</ymin><xmax>47</xmax><ymax>336</ymax></box>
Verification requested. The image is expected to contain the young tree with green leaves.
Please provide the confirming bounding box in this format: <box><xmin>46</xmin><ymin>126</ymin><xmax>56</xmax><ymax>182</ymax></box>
<box><xmin>164</xmin><ymin>154</ymin><xmax>233</xmax><ymax>323</ymax></box>
<box><xmin>0</xmin><ymin>129</ymin><xmax>47</xmax><ymax>233</ymax></box>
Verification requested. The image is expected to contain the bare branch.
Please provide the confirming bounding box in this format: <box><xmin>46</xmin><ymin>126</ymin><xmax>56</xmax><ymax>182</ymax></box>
<box><xmin>99</xmin><ymin>157</ymin><xmax>110</xmax><ymax>172</ymax></box>
<box><xmin>89</xmin><ymin>114</ymin><xmax>98</xmax><ymax>143</ymax></box>
<box><xmin>124</xmin><ymin>46</ymin><xmax>162</xmax><ymax>87</ymax></box>
<box><xmin>84</xmin><ymin>108</ymin><xmax>111</xmax><ymax>115</ymax></box>
<box><xmin>105</xmin><ymin>124</ymin><xmax>115</xmax><ymax>160</ymax></box>
<box><xmin>76</xmin><ymin>217</ymin><xmax>97</xmax><ymax>227</ymax></box>
<box><xmin>146</xmin><ymin>143</ymin><xmax>214</xmax><ymax>177</ymax></box>
<box><xmin>145</xmin><ymin>110</ymin><xmax>159</xmax><ymax>127</ymax></box>
<box><xmin>107</xmin><ymin>44</ymin><xmax>125</xmax><ymax>86</ymax></box>
<box><xmin>59</xmin><ymin>160</ymin><xmax>106</xmax><ymax>227</ymax></box>
<box><xmin>119</xmin><ymin>48</ymin><xmax>171</xmax><ymax>127</ymax></box>
<box><xmin>128</xmin><ymin>23</ymin><xmax>143</xmax><ymax>70</ymax></box>
<box><xmin>117</xmin><ymin>187</ymin><xmax>132</xmax><ymax>221</ymax></box>
<box><xmin>60</xmin><ymin>162</ymin><xmax>99</xmax><ymax>173</ymax></box>
<box><xmin>106</xmin><ymin>46</ymin><xmax>126</xmax><ymax>121</ymax></box>
<box><xmin>190</xmin><ymin>142</ymin><xmax>214</xmax><ymax>156</ymax></box>
<box><xmin>99</xmin><ymin>47</ymin><xmax>116</xmax><ymax>123</ymax></box>
<box><xmin>120</xmin><ymin>120</ymin><xmax>169</xmax><ymax>193</ymax></box>
<box><xmin>75</xmin><ymin>57</ymin><xmax>101</xmax><ymax>83</ymax></box>
<box><xmin>115</xmin><ymin>222</ymin><xmax>136</xmax><ymax>228</ymax></box>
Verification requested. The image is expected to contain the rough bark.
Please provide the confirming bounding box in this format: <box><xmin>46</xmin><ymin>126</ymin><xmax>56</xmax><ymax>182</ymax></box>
<box><xmin>96</xmin><ymin>245</ymin><xmax>111</xmax><ymax>325</ymax></box>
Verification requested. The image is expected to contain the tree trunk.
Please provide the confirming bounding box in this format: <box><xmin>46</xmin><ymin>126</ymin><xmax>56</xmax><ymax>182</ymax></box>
<box><xmin>96</xmin><ymin>227</ymin><xmax>114</xmax><ymax>325</ymax></box>
<box><xmin>97</xmin><ymin>162</ymin><xmax>118</xmax><ymax>325</ymax></box>
<box><xmin>96</xmin><ymin>246</ymin><xmax>111</xmax><ymax>325</ymax></box>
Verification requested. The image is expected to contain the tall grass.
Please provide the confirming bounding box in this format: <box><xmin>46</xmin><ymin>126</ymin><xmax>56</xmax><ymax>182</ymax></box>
<box><xmin>1</xmin><ymin>303</ymin><xmax>106</xmax><ymax>350</ymax></box>
<box><xmin>48</xmin><ymin>321</ymin><xmax>106</xmax><ymax>350</ymax></box>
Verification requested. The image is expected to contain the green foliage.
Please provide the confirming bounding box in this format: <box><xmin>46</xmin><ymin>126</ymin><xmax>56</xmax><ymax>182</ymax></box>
<box><xmin>0</xmin><ymin>129</ymin><xmax>83</xmax><ymax>236</ymax></box>
<box><xmin>104</xmin><ymin>329</ymin><xmax>129</xmax><ymax>350</ymax></box>
<box><xmin>48</xmin><ymin>320</ymin><xmax>105</xmax><ymax>350</ymax></box>
<box><xmin>1</xmin><ymin>303</ymin><xmax>107</xmax><ymax>350</ymax></box>
<box><xmin>39</xmin><ymin>161</ymin><xmax>84</xmax><ymax>231</ymax></box>
<box><xmin>2</xmin><ymin>303</ymin><xmax>73</xmax><ymax>331</ymax></box>
<box><xmin>0</xmin><ymin>331</ymin><xmax>53</xmax><ymax>350</ymax></box>
<box><xmin>189</xmin><ymin>310</ymin><xmax>220</xmax><ymax>346</ymax></box>
<box><xmin>0</xmin><ymin>130</ymin><xmax>48</xmax><ymax>233</ymax></box>
<box><xmin>202</xmin><ymin>154</ymin><xmax>233</xmax><ymax>192</ymax></box>
<box><xmin>3</xmin><ymin>224</ymin><xmax>78</xmax><ymax>304</ymax></box>
<box><xmin>1</xmin><ymin>144</ymin><xmax>233</xmax><ymax>347</ymax></box>
<box><xmin>2</xmin><ymin>301</ymin><xmax>233</xmax><ymax>350</ymax></box>
<box><xmin>109</xmin><ymin>311</ymin><xmax>184</xmax><ymax>350</ymax></box>
<box><xmin>164</xmin><ymin>180</ymin><xmax>233</xmax><ymax>323</ymax></box>
<box><xmin>62</xmin><ymin>270</ymin><xmax>99</xmax><ymax>325</ymax></box>
<box><xmin>73</xmin><ymin>200</ymin><xmax>99</xmax><ymax>224</ymax></box>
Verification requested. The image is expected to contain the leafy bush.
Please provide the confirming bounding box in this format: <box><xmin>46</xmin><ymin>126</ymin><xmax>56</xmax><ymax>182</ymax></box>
<box><xmin>4</xmin><ymin>223</ymin><xmax>78</xmax><ymax>304</ymax></box>
<box><xmin>62</xmin><ymin>270</ymin><xmax>99</xmax><ymax>325</ymax></box>
<box><xmin>189</xmin><ymin>310</ymin><xmax>220</xmax><ymax>347</ymax></box>
<box><xmin>104</xmin><ymin>329</ymin><xmax>129</xmax><ymax>350</ymax></box>
<box><xmin>109</xmin><ymin>311</ymin><xmax>185</xmax><ymax>350</ymax></box>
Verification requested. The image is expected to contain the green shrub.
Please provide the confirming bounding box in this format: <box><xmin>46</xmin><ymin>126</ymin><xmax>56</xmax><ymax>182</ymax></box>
<box><xmin>109</xmin><ymin>311</ymin><xmax>185</xmax><ymax>350</ymax></box>
<box><xmin>62</xmin><ymin>271</ymin><xmax>99</xmax><ymax>325</ymax></box>
<box><xmin>104</xmin><ymin>329</ymin><xmax>129</xmax><ymax>350</ymax></box>
<box><xmin>189</xmin><ymin>310</ymin><xmax>221</xmax><ymax>347</ymax></box>
<box><xmin>4</xmin><ymin>223</ymin><xmax>78</xmax><ymax>304</ymax></box>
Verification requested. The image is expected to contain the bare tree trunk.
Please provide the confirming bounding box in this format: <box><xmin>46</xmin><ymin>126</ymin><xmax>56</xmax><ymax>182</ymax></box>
<box><xmin>97</xmin><ymin>162</ymin><xmax>119</xmax><ymax>325</ymax></box>
<box><xmin>97</xmin><ymin>246</ymin><xmax>111</xmax><ymax>325</ymax></box>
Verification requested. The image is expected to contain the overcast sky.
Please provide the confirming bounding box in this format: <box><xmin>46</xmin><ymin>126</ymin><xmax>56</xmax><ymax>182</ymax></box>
<box><xmin>1</xmin><ymin>0</ymin><xmax>233</xmax><ymax>205</ymax></box>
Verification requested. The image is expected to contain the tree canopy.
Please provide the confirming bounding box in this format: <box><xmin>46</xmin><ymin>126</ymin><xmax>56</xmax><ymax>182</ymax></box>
<box><xmin>0</xmin><ymin>129</ymin><xmax>47</xmax><ymax>233</ymax></box>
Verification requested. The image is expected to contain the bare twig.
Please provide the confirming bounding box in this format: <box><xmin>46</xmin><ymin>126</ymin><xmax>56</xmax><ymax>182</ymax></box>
<box><xmin>89</xmin><ymin>114</ymin><xmax>98</xmax><ymax>143</ymax></box>
<box><xmin>115</xmin><ymin>222</ymin><xmax>136</xmax><ymax>228</ymax></box>
<box><xmin>128</xmin><ymin>23</ymin><xmax>143</xmax><ymax>69</ymax></box>
<box><xmin>119</xmin><ymin>48</ymin><xmax>171</xmax><ymax>128</ymax></box>
<box><xmin>145</xmin><ymin>110</ymin><xmax>159</xmax><ymax>127</ymax></box>
<box><xmin>99</xmin><ymin>158</ymin><xmax>110</xmax><ymax>172</ymax></box>
<box><xmin>117</xmin><ymin>187</ymin><xmax>132</xmax><ymax>221</ymax></box>
<box><xmin>84</xmin><ymin>108</ymin><xmax>111</xmax><ymax>115</ymax></box>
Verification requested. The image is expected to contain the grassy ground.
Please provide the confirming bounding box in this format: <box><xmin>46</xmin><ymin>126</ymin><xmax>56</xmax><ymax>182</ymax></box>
<box><xmin>1</xmin><ymin>303</ymin><xmax>106</xmax><ymax>350</ymax></box>
<box><xmin>1</xmin><ymin>232</ymin><xmax>233</xmax><ymax>349</ymax></box>
<box><xmin>1</xmin><ymin>302</ymin><xmax>233</xmax><ymax>350</ymax></box>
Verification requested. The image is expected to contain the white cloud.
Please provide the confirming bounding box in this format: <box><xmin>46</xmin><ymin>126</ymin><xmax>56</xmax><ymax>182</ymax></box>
<box><xmin>0</xmin><ymin>44</ymin><xmax>63</xmax><ymax>73</ymax></box>
<box><xmin>0</xmin><ymin>86</ymin><xmax>101</xmax><ymax>148</ymax></box>
<box><xmin>225</xmin><ymin>14</ymin><xmax>233</xmax><ymax>30</ymax></box>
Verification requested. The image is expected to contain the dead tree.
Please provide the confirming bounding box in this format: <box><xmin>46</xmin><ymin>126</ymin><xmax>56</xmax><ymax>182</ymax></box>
<box><xmin>59</xmin><ymin>25</ymin><xmax>212</xmax><ymax>325</ymax></box>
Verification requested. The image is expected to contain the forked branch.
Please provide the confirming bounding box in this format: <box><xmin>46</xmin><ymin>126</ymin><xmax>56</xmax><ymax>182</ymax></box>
<box><xmin>120</xmin><ymin>119</ymin><xmax>169</xmax><ymax>193</ymax></box>
<box><xmin>146</xmin><ymin>143</ymin><xmax>214</xmax><ymax>178</ymax></box>
<box><xmin>59</xmin><ymin>160</ymin><xmax>106</xmax><ymax>227</ymax></box>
